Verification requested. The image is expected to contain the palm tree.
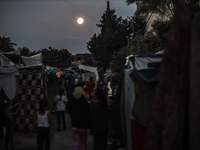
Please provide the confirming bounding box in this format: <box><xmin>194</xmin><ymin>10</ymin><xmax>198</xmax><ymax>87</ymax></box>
<box><xmin>0</xmin><ymin>36</ymin><xmax>17</xmax><ymax>52</ymax></box>
<box><xmin>126</xmin><ymin>0</ymin><xmax>198</xmax><ymax>19</ymax></box>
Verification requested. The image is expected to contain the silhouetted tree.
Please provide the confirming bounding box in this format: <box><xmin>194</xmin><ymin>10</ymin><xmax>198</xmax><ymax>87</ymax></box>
<box><xmin>41</xmin><ymin>47</ymin><xmax>71</xmax><ymax>68</ymax></box>
<box><xmin>20</xmin><ymin>47</ymin><xmax>30</xmax><ymax>56</ymax></box>
<box><xmin>87</xmin><ymin>1</ymin><xmax>131</xmax><ymax>71</ymax></box>
<box><xmin>0</xmin><ymin>36</ymin><xmax>16</xmax><ymax>52</ymax></box>
<box><xmin>109</xmin><ymin>19</ymin><xmax>170</xmax><ymax>73</ymax></box>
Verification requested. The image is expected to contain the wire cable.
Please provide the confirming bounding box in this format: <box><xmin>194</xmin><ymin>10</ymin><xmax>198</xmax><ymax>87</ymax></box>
<box><xmin>63</xmin><ymin>0</ymin><xmax>98</xmax><ymax>22</ymax></box>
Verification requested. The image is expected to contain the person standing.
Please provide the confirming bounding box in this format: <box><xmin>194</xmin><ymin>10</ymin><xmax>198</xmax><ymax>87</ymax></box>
<box><xmin>54</xmin><ymin>88</ymin><xmax>68</xmax><ymax>131</ymax></box>
<box><xmin>77</xmin><ymin>78</ymin><xmax>85</xmax><ymax>88</ymax></box>
<box><xmin>91</xmin><ymin>85</ymin><xmax>109</xmax><ymax>150</ymax></box>
<box><xmin>2</xmin><ymin>100</ymin><xmax>21</xmax><ymax>150</ymax></box>
<box><xmin>32</xmin><ymin>98</ymin><xmax>53</xmax><ymax>150</ymax></box>
<box><xmin>68</xmin><ymin>86</ymin><xmax>91</xmax><ymax>150</ymax></box>
<box><xmin>86</xmin><ymin>77</ymin><xmax>95</xmax><ymax>101</ymax></box>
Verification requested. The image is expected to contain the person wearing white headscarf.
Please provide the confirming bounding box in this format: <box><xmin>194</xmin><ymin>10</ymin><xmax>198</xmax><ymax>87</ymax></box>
<box><xmin>68</xmin><ymin>87</ymin><xmax>91</xmax><ymax>150</ymax></box>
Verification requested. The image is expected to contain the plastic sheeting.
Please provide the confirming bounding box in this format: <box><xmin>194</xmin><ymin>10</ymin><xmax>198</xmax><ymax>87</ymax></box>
<box><xmin>78</xmin><ymin>65</ymin><xmax>99</xmax><ymax>81</ymax></box>
<box><xmin>22</xmin><ymin>53</ymin><xmax>42</xmax><ymax>66</ymax></box>
<box><xmin>124</xmin><ymin>69</ymin><xmax>135</xmax><ymax>150</ymax></box>
<box><xmin>125</xmin><ymin>51</ymin><xmax>163</xmax><ymax>70</ymax></box>
<box><xmin>0</xmin><ymin>53</ymin><xmax>19</xmax><ymax>100</ymax></box>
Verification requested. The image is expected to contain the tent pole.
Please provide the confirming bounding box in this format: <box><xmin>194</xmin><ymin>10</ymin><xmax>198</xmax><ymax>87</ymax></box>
<box><xmin>18</xmin><ymin>48</ymin><xmax>21</xmax><ymax>69</ymax></box>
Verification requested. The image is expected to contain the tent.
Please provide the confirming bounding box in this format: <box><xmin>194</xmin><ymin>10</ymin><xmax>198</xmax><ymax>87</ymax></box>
<box><xmin>125</xmin><ymin>50</ymin><xmax>164</xmax><ymax>69</ymax></box>
<box><xmin>1</xmin><ymin>51</ymin><xmax>46</xmax><ymax>131</ymax></box>
<box><xmin>0</xmin><ymin>53</ymin><xmax>19</xmax><ymax>100</ymax></box>
<box><xmin>77</xmin><ymin>65</ymin><xmax>99</xmax><ymax>81</ymax></box>
<box><xmin>21</xmin><ymin>53</ymin><xmax>42</xmax><ymax>66</ymax></box>
<box><xmin>66</xmin><ymin>65</ymin><xmax>99</xmax><ymax>81</ymax></box>
<box><xmin>117</xmin><ymin>51</ymin><xmax>163</xmax><ymax>150</ymax></box>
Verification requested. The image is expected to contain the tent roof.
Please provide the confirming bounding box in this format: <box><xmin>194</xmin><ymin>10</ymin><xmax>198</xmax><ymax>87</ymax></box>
<box><xmin>22</xmin><ymin>53</ymin><xmax>42</xmax><ymax>66</ymax></box>
<box><xmin>77</xmin><ymin>65</ymin><xmax>99</xmax><ymax>81</ymax></box>
<box><xmin>125</xmin><ymin>50</ymin><xmax>164</xmax><ymax>70</ymax></box>
<box><xmin>0</xmin><ymin>53</ymin><xmax>19</xmax><ymax>100</ymax></box>
<box><xmin>3</xmin><ymin>50</ymin><xmax>23</xmax><ymax>65</ymax></box>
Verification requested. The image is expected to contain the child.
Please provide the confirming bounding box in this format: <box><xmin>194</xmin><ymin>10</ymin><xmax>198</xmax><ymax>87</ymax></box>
<box><xmin>32</xmin><ymin>98</ymin><xmax>53</xmax><ymax>150</ymax></box>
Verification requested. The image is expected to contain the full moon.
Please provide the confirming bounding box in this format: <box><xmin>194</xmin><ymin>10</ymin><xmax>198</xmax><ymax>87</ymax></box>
<box><xmin>77</xmin><ymin>17</ymin><xmax>84</xmax><ymax>24</ymax></box>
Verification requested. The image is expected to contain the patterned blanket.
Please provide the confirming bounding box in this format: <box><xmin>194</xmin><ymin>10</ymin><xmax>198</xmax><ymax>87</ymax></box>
<box><xmin>15</xmin><ymin>66</ymin><xmax>44</xmax><ymax>131</ymax></box>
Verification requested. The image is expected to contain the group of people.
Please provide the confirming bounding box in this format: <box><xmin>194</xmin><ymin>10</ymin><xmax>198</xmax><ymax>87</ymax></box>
<box><xmin>67</xmin><ymin>76</ymin><xmax>114</xmax><ymax>150</ymax></box>
<box><xmin>0</xmin><ymin>75</ymin><xmax>118</xmax><ymax>150</ymax></box>
<box><xmin>37</xmin><ymin>76</ymin><xmax>116</xmax><ymax>150</ymax></box>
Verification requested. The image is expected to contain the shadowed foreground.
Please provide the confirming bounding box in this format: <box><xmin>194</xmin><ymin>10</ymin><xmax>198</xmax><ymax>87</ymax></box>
<box><xmin>10</xmin><ymin>113</ymin><xmax>94</xmax><ymax>150</ymax></box>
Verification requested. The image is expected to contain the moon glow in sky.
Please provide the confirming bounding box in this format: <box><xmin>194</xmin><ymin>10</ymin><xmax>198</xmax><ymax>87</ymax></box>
<box><xmin>77</xmin><ymin>17</ymin><xmax>84</xmax><ymax>24</ymax></box>
<box><xmin>0</xmin><ymin>1</ymin><xmax>136</xmax><ymax>54</ymax></box>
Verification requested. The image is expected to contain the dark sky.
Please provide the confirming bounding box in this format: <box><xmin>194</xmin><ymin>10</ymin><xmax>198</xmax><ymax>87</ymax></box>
<box><xmin>0</xmin><ymin>0</ymin><xmax>136</xmax><ymax>55</ymax></box>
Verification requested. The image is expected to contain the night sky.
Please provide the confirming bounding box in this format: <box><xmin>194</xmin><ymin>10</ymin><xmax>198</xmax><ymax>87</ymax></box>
<box><xmin>0</xmin><ymin>0</ymin><xmax>136</xmax><ymax>54</ymax></box>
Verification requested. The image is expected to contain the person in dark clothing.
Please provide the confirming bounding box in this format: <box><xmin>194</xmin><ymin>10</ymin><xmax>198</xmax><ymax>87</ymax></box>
<box><xmin>77</xmin><ymin>78</ymin><xmax>85</xmax><ymax>88</ymax></box>
<box><xmin>68</xmin><ymin>86</ymin><xmax>91</xmax><ymax>150</ymax></box>
<box><xmin>91</xmin><ymin>85</ymin><xmax>109</xmax><ymax>150</ymax></box>
<box><xmin>2</xmin><ymin>100</ymin><xmax>21</xmax><ymax>150</ymax></box>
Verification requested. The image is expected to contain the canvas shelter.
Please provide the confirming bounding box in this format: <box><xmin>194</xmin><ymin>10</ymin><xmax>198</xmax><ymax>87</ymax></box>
<box><xmin>66</xmin><ymin>64</ymin><xmax>99</xmax><ymax>82</ymax></box>
<box><xmin>0</xmin><ymin>53</ymin><xmax>19</xmax><ymax>100</ymax></box>
<box><xmin>1</xmin><ymin>51</ymin><xmax>46</xmax><ymax>131</ymax></box>
<box><xmin>77</xmin><ymin>65</ymin><xmax>99</xmax><ymax>81</ymax></box>
<box><xmin>16</xmin><ymin>53</ymin><xmax>46</xmax><ymax>131</ymax></box>
<box><xmin>125</xmin><ymin>50</ymin><xmax>164</xmax><ymax>70</ymax></box>
<box><xmin>21</xmin><ymin>53</ymin><xmax>42</xmax><ymax>66</ymax></box>
<box><xmin>116</xmin><ymin>51</ymin><xmax>163</xmax><ymax>150</ymax></box>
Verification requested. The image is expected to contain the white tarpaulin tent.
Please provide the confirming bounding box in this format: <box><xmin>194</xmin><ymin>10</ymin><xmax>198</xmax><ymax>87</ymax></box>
<box><xmin>0</xmin><ymin>53</ymin><xmax>19</xmax><ymax>100</ymax></box>
<box><xmin>125</xmin><ymin>50</ymin><xmax>164</xmax><ymax>69</ymax></box>
<box><xmin>22</xmin><ymin>53</ymin><xmax>42</xmax><ymax>66</ymax></box>
<box><xmin>122</xmin><ymin>50</ymin><xmax>164</xmax><ymax>150</ymax></box>
<box><xmin>77</xmin><ymin>64</ymin><xmax>99</xmax><ymax>81</ymax></box>
<box><xmin>0</xmin><ymin>52</ymin><xmax>43</xmax><ymax>100</ymax></box>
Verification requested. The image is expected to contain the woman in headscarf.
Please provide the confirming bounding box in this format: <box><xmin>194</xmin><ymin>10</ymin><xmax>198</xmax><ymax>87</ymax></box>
<box><xmin>68</xmin><ymin>86</ymin><xmax>90</xmax><ymax>150</ymax></box>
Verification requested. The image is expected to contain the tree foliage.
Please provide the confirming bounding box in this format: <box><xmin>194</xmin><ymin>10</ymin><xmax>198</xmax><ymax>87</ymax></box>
<box><xmin>109</xmin><ymin>20</ymin><xmax>170</xmax><ymax>73</ymax></box>
<box><xmin>152</xmin><ymin>20</ymin><xmax>171</xmax><ymax>47</ymax></box>
<box><xmin>87</xmin><ymin>1</ymin><xmax>131</xmax><ymax>70</ymax></box>
<box><xmin>130</xmin><ymin>15</ymin><xmax>146</xmax><ymax>37</ymax></box>
<box><xmin>110</xmin><ymin>46</ymin><xmax>130</xmax><ymax>73</ymax></box>
<box><xmin>20</xmin><ymin>47</ymin><xmax>30</xmax><ymax>56</ymax></box>
<box><xmin>0</xmin><ymin>36</ymin><xmax>17</xmax><ymax>52</ymax></box>
<box><xmin>0</xmin><ymin>35</ymin><xmax>71</xmax><ymax>68</ymax></box>
<box><xmin>40</xmin><ymin>47</ymin><xmax>71</xmax><ymax>68</ymax></box>
<box><xmin>82</xmin><ymin>55</ymin><xmax>96</xmax><ymax>67</ymax></box>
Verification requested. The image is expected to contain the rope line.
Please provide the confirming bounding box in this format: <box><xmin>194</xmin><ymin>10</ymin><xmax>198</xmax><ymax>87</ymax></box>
<box><xmin>63</xmin><ymin>0</ymin><xmax>98</xmax><ymax>22</ymax></box>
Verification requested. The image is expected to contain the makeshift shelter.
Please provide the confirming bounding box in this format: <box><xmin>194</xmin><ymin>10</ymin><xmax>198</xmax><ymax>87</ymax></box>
<box><xmin>67</xmin><ymin>65</ymin><xmax>99</xmax><ymax>81</ymax></box>
<box><xmin>1</xmin><ymin>51</ymin><xmax>46</xmax><ymax>131</ymax></box>
<box><xmin>125</xmin><ymin>50</ymin><xmax>163</xmax><ymax>70</ymax></box>
<box><xmin>21</xmin><ymin>53</ymin><xmax>42</xmax><ymax>66</ymax></box>
<box><xmin>15</xmin><ymin>65</ymin><xmax>46</xmax><ymax>131</ymax></box>
<box><xmin>145</xmin><ymin>6</ymin><xmax>200</xmax><ymax>150</ymax></box>
<box><xmin>77</xmin><ymin>65</ymin><xmax>99</xmax><ymax>81</ymax></box>
<box><xmin>2</xmin><ymin>50</ymin><xmax>22</xmax><ymax>67</ymax></box>
<box><xmin>0</xmin><ymin>53</ymin><xmax>19</xmax><ymax>100</ymax></box>
<box><xmin>117</xmin><ymin>51</ymin><xmax>163</xmax><ymax>150</ymax></box>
